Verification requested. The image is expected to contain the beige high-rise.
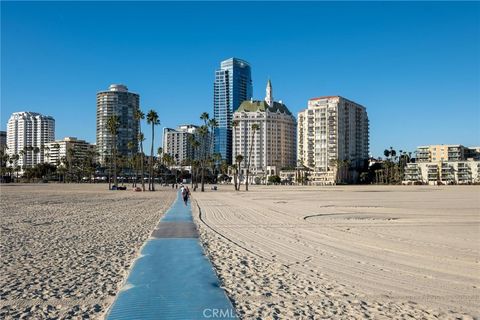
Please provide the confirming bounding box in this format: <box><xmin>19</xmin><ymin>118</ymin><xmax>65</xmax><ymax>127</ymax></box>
<box><xmin>96</xmin><ymin>84</ymin><xmax>139</xmax><ymax>165</ymax></box>
<box><xmin>297</xmin><ymin>96</ymin><xmax>369</xmax><ymax>184</ymax></box>
<box><xmin>233</xmin><ymin>80</ymin><xmax>296</xmax><ymax>183</ymax></box>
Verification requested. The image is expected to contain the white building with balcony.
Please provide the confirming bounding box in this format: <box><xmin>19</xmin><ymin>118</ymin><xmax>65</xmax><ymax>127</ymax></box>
<box><xmin>45</xmin><ymin>137</ymin><xmax>95</xmax><ymax>166</ymax></box>
<box><xmin>297</xmin><ymin>96</ymin><xmax>369</xmax><ymax>185</ymax></box>
<box><xmin>6</xmin><ymin>111</ymin><xmax>55</xmax><ymax>168</ymax></box>
<box><xmin>404</xmin><ymin>145</ymin><xmax>480</xmax><ymax>185</ymax></box>
<box><xmin>162</xmin><ymin>125</ymin><xmax>204</xmax><ymax>165</ymax></box>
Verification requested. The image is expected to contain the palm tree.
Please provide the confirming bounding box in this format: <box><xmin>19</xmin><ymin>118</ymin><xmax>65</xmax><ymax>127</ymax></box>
<box><xmin>106</xmin><ymin>115</ymin><xmax>120</xmax><ymax>189</ymax></box>
<box><xmin>245</xmin><ymin>124</ymin><xmax>259</xmax><ymax>191</ymax></box>
<box><xmin>146</xmin><ymin>110</ymin><xmax>160</xmax><ymax>191</ymax></box>
<box><xmin>157</xmin><ymin>147</ymin><xmax>163</xmax><ymax>184</ymax></box>
<box><xmin>208</xmin><ymin>118</ymin><xmax>218</xmax><ymax>156</ymax></box>
<box><xmin>188</xmin><ymin>136</ymin><xmax>200</xmax><ymax>189</ymax></box>
<box><xmin>67</xmin><ymin>147</ymin><xmax>76</xmax><ymax>182</ymax></box>
<box><xmin>135</xmin><ymin>108</ymin><xmax>146</xmax><ymax>191</ymax></box>
<box><xmin>128</xmin><ymin>141</ymin><xmax>136</xmax><ymax>187</ymax></box>
<box><xmin>234</xmin><ymin>154</ymin><xmax>244</xmax><ymax>191</ymax></box>
<box><xmin>200</xmin><ymin>112</ymin><xmax>209</xmax><ymax>126</ymax></box>
<box><xmin>197</xmin><ymin>125</ymin><xmax>209</xmax><ymax>192</ymax></box>
<box><xmin>162</xmin><ymin>153</ymin><xmax>174</xmax><ymax>184</ymax></box>
<box><xmin>384</xmin><ymin>149</ymin><xmax>391</xmax><ymax>159</ymax></box>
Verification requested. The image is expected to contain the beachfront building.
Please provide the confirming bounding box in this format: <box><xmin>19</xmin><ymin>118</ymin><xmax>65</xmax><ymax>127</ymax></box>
<box><xmin>45</xmin><ymin>137</ymin><xmax>95</xmax><ymax>166</ymax></box>
<box><xmin>213</xmin><ymin>58</ymin><xmax>253</xmax><ymax>164</ymax></box>
<box><xmin>233</xmin><ymin>80</ymin><xmax>296</xmax><ymax>184</ymax></box>
<box><xmin>297</xmin><ymin>96</ymin><xmax>369</xmax><ymax>185</ymax></box>
<box><xmin>163</xmin><ymin>125</ymin><xmax>197</xmax><ymax>165</ymax></box>
<box><xmin>6</xmin><ymin>111</ymin><xmax>55</xmax><ymax>168</ymax></box>
<box><xmin>416</xmin><ymin>145</ymin><xmax>479</xmax><ymax>162</ymax></box>
<box><xmin>96</xmin><ymin>84</ymin><xmax>139</xmax><ymax>165</ymax></box>
<box><xmin>404</xmin><ymin>161</ymin><xmax>480</xmax><ymax>185</ymax></box>
<box><xmin>403</xmin><ymin>145</ymin><xmax>480</xmax><ymax>185</ymax></box>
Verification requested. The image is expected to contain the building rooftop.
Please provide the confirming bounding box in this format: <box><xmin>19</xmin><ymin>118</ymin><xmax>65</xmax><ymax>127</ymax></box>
<box><xmin>309</xmin><ymin>96</ymin><xmax>340</xmax><ymax>101</ymax></box>
<box><xmin>308</xmin><ymin>96</ymin><xmax>366</xmax><ymax>108</ymax></box>
<box><xmin>417</xmin><ymin>144</ymin><xmax>463</xmax><ymax>148</ymax></box>
<box><xmin>237</xmin><ymin>100</ymin><xmax>293</xmax><ymax>116</ymax></box>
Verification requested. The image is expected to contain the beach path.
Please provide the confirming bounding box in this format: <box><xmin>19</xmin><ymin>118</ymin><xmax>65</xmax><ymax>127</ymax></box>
<box><xmin>106</xmin><ymin>192</ymin><xmax>237</xmax><ymax>320</ymax></box>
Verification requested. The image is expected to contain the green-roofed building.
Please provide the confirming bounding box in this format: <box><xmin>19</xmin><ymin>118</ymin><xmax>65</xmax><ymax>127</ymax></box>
<box><xmin>233</xmin><ymin>80</ymin><xmax>297</xmax><ymax>185</ymax></box>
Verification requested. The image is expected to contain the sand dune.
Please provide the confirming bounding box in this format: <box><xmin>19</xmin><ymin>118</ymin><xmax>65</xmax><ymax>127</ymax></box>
<box><xmin>0</xmin><ymin>184</ymin><xmax>175</xmax><ymax>319</ymax></box>
<box><xmin>193</xmin><ymin>185</ymin><xmax>480</xmax><ymax>319</ymax></box>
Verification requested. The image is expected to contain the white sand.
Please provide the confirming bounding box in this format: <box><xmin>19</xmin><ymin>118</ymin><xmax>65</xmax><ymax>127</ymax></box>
<box><xmin>192</xmin><ymin>185</ymin><xmax>480</xmax><ymax>319</ymax></box>
<box><xmin>0</xmin><ymin>184</ymin><xmax>175</xmax><ymax>319</ymax></box>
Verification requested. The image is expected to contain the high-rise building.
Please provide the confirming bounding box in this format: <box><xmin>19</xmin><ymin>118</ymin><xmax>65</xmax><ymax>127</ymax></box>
<box><xmin>6</xmin><ymin>111</ymin><xmax>55</xmax><ymax>168</ymax></box>
<box><xmin>297</xmin><ymin>96</ymin><xmax>369</xmax><ymax>185</ymax></box>
<box><xmin>233</xmin><ymin>80</ymin><xmax>296</xmax><ymax>184</ymax></box>
<box><xmin>213</xmin><ymin>58</ymin><xmax>252</xmax><ymax>164</ymax></box>
<box><xmin>163</xmin><ymin>125</ymin><xmax>198</xmax><ymax>165</ymax></box>
<box><xmin>96</xmin><ymin>84</ymin><xmax>139</xmax><ymax>165</ymax></box>
<box><xmin>45</xmin><ymin>137</ymin><xmax>95</xmax><ymax>166</ymax></box>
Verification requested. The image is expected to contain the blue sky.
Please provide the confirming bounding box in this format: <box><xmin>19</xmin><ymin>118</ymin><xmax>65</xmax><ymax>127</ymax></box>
<box><xmin>2</xmin><ymin>1</ymin><xmax>479</xmax><ymax>157</ymax></box>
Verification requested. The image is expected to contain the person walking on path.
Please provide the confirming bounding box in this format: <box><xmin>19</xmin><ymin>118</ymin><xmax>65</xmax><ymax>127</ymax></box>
<box><xmin>182</xmin><ymin>186</ymin><xmax>190</xmax><ymax>205</ymax></box>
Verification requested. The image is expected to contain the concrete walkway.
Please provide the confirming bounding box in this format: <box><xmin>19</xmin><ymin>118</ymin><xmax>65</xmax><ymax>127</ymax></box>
<box><xmin>106</xmin><ymin>192</ymin><xmax>237</xmax><ymax>320</ymax></box>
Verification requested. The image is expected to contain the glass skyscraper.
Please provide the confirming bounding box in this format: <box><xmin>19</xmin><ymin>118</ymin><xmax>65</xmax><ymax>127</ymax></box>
<box><xmin>213</xmin><ymin>58</ymin><xmax>252</xmax><ymax>164</ymax></box>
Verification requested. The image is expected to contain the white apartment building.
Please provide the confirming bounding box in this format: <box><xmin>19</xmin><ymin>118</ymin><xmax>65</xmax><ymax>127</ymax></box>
<box><xmin>297</xmin><ymin>96</ymin><xmax>369</xmax><ymax>185</ymax></box>
<box><xmin>162</xmin><ymin>125</ymin><xmax>200</xmax><ymax>165</ymax></box>
<box><xmin>45</xmin><ymin>137</ymin><xmax>95</xmax><ymax>166</ymax></box>
<box><xmin>403</xmin><ymin>145</ymin><xmax>480</xmax><ymax>185</ymax></box>
<box><xmin>233</xmin><ymin>80</ymin><xmax>297</xmax><ymax>184</ymax></box>
<box><xmin>404</xmin><ymin>161</ymin><xmax>480</xmax><ymax>185</ymax></box>
<box><xmin>6</xmin><ymin>111</ymin><xmax>55</xmax><ymax>168</ymax></box>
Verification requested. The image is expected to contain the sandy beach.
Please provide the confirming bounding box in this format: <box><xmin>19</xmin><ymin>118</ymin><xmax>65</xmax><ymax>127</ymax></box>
<box><xmin>0</xmin><ymin>184</ymin><xmax>175</xmax><ymax>319</ymax></box>
<box><xmin>1</xmin><ymin>184</ymin><xmax>479</xmax><ymax>319</ymax></box>
<box><xmin>193</xmin><ymin>185</ymin><xmax>480</xmax><ymax>319</ymax></box>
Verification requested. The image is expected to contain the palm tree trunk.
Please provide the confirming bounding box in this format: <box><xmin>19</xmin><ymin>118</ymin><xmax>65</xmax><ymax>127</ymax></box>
<box><xmin>234</xmin><ymin>167</ymin><xmax>238</xmax><ymax>191</ymax></box>
<box><xmin>140</xmin><ymin>143</ymin><xmax>145</xmax><ymax>191</ymax></box>
<box><xmin>108</xmin><ymin>150</ymin><xmax>112</xmax><ymax>190</ymax></box>
<box><xmin>131</xmin><ymin>154</ymin><xmax>135</xmax><ymax>188</ymax></box>
<box><xmin>245</xmin><ymin>134</ymin><xmax>255</xmax><ymax>191</ymax></box>
<box><xmin>201</xmin><ymin>162</ymin><xmax>205</xmax><ymax>192</ymax></box>
<box><xmin>149</xmin><ymin>124</ymin><xmax>155</xmax><ymax>191</ymax></box>
<box><xmin>237</xmin><ymin>160</ymin><xmax>241</xmax><ymax>191</ymax></box>
<box><xmin>113</xmin><ymin>136</ymin><xmax>118</xmax><ymax>188</ymax></box>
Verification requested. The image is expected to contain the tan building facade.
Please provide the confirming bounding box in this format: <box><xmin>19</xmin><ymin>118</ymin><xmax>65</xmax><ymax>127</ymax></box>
<box><xmin>96</xmin><ymin>84</ymin><xmax>139</xmax><ymax>165</ymax></box>
<box><xmin>45</xmin><ymin>137</ymin><xmax>95</xmax><ymax>166</ymax></box>
<box><xmin>404</xmin><ymin>161</ymin><xmax>480</xmax><ymax>185</ymax></box>
<box><xmin>232</xmin><ymin>80</ymin><xmax>296</xmax><ymax>184</ymax></box>
<box><xmin>297</xmin><ymin>96</ymin><xmax>369</xmax><ymax>185</ymax></box>
<box><xmin>416</xmin><ymin>145</ymin><xmax>478</xmax><ymax>162</ymax></box>
<box><xmin>404</xmin><ymin>145</ymin><xmax>480</xmax><ymax>185</ymax></box>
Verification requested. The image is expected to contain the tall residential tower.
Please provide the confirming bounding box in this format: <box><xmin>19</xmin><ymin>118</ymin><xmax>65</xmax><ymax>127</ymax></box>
<box><xmin>297</xmin><ymin>96</ymin><xmax>369</xmax><ymax>184</ymax></box>
<box><xmin>6</xmin><ymin>111</ymin><xmax>55</xmax><ymax>168</ymax></box>
<box><xmin>96</xmin><ymin>84</ymin><xmax>139</xmax><ymax>164</ymax></box>
<box><xmin>213</xmin><ymin>58</ymin><xmax>252</xmax><ymax>164</ymax></box>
